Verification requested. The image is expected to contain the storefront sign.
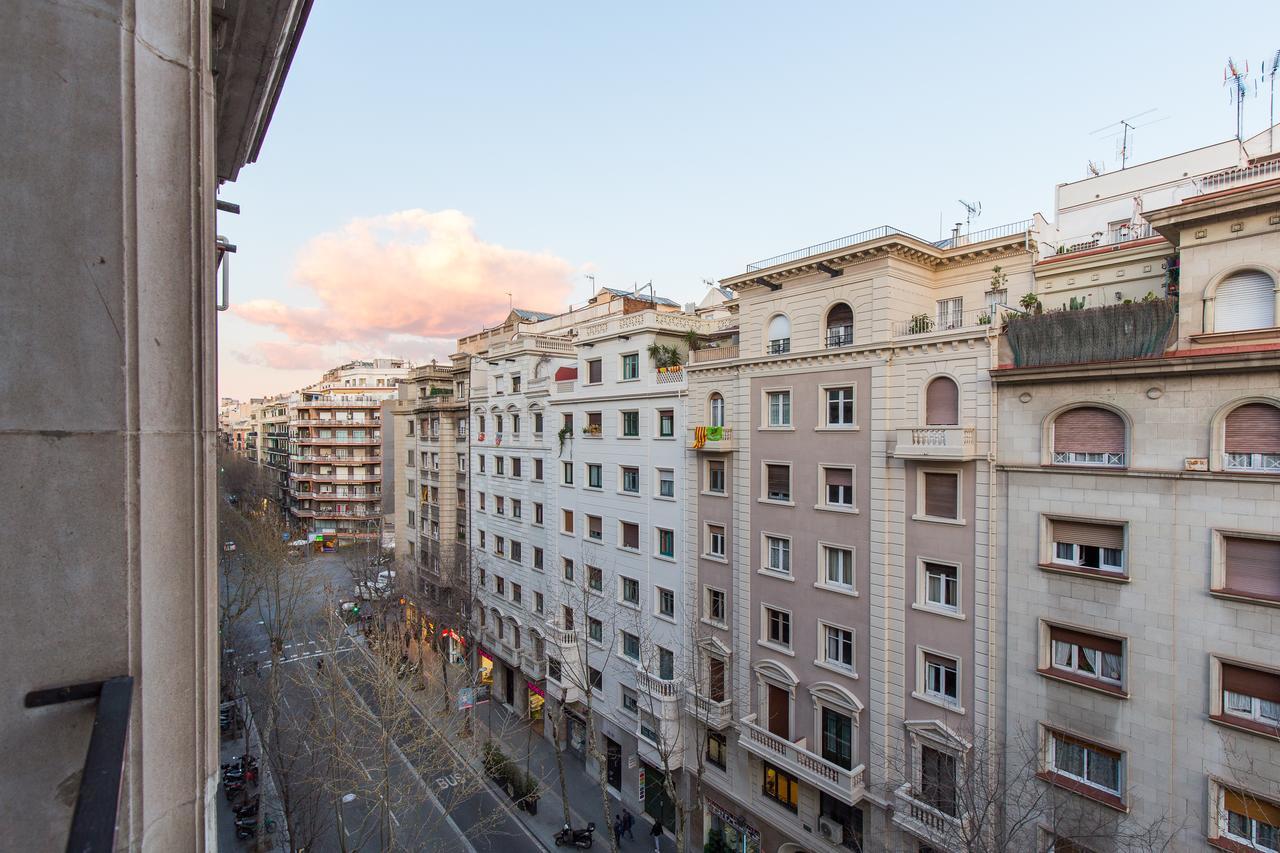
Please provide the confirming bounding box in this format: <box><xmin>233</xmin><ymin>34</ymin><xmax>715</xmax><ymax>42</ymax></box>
<box><xmin>638</xmin><ymin>767</ymin><xmax>645</xmax><ymax>802</ymax></box>
<box><xmin>707</xmin><ymin>801</ymin><xmax>760</xmax><ymax>844</ymax></box>
<box><xmin>526</xmin><ymin>680</ymin><xmax>545</xmax><ymax>698</ymax></box>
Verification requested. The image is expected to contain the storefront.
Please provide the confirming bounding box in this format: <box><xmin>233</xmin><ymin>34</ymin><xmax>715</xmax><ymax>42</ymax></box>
<box><xmin>526</xmin><ymin>680</ymin><xmax>544</xmax><ymax>723</ymax></box>
<box><xmin>477</xmin><ymin>648</ymin><xmax>494</xmax><ymax>690</ymax></box>
<box><xmin>564</xmin><ymin>709</ymin><xmax>588</xmax><ymax>757</ymax></box>
<box><xmin>704</xmin><ymin>800</ymin><xmax>761</xmax><ymax>853</ymax></box>
<box><xmin>640</xmin><ymin>761</ymin><xmax>676</xmax><ymax>831</ymax></box>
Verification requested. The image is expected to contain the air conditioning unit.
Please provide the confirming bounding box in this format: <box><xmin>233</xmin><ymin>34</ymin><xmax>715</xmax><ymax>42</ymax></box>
<box><xmin>818</xmin><ymin>817</ymin><xmax>843</xmax><ymax>845</ymax></box>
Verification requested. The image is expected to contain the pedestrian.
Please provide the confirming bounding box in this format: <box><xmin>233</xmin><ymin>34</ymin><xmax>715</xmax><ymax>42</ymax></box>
<box><xmin>650</xmin><ymin>819</ymin><xmax>663</xmax><ymax>852</ymax></box>
<box><xmin>613</xmin><ymin>815</ymin><xmax>623</xmax><ymax>847</ymax></box>
<box><xmin>622</xmin><ymin>809</ymin><xmax>635</xmax><ymax>840</ymax></box>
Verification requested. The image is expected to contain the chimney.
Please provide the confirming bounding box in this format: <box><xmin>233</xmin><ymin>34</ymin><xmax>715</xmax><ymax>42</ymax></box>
<box><xmin>952</xmin><ymin>223</ymin><xmax>962</xmax><ymax>241</ymax></box>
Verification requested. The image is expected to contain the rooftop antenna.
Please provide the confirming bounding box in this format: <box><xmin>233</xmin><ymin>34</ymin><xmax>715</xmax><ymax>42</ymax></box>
<box><xmin>958</xmin><ymin>199</ymin><xmax>981</xmax><ymax>234</ymax></box>
<box><xmin>1225</xmin><ymin>58</ymin><xmax>1250</xmax><ymax>141</ymax></box>
<box><xmin>1090</xmin><ymin>109</ymin><xmax>1164</xmax><ymax>169</ymax></box>
<box><xmin>507</xmin><ymin>291</ymin><xmax>513</xmax><ymax>310</ymax></box>
<box><xmin>1268</xmin><ymin>51</ymin><xmax>1280</xmax><ymax>153</ymax></box>
<box><xmin>1087</xmin><ymin>160</ymin><xmax>1104</xmax><ymax>177</ymax></box>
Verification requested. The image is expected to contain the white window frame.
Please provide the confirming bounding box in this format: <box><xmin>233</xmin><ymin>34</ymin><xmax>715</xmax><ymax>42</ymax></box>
<box><xmin>586</xmin><ymin>463</ymin><xmax>603</xmax><ymax>490</ymax></box>
<box><xmin>762</xmin><ymin>388</ymin><xmax>794</xmax><ymax>429</ymax></box>
<box><xmin>705</xmin><ymin>523</ymin><xmax>727</xmax><ymax>560</ymax></box>
<box><xmin>1052</xmin><ymin>449</ymin><xmax>1126</xmax><ymax>467</ymax></box>
<box><xmin>1051</xmin><ymin>540</ymin><xmax>1124</xmax><ymax>574</ymax></box>
<box><xmin>914</xmin><ymin>647</ymin><xmax>964</xmax><ymax>713</ymax></box>
<box><xmin>761</xmin><ymin>533</ymin><xmax>793</xmax><ymax>578</ymax></box>
<box><xmin>1225</xmin><ymin>451</ymin><xmax>1280</xmax><ymax>472</ymax></box>
<box><xmin>1050</xmin><ymin>639</ymin><xmax>1123</xmax><ymax>687</ymax></box>
<box><xmin>816</xmin><ymin>620</ymin><xmax>857</xmax><ymax>676</ymax></box>
<box><xmin>914</xmin><ymin>558</ymin><xmax>964</xmax><ymax>619</ymax></box>
<box><xmin>620</xmin><ymin>466</ymin><xmax>640</xmax><ymax>495</ymax></box>
<box><xmin>655</xmin><ymin>527</ymin><xmax>676</xmax><ymax>560</ymax></box>
<box><xmin>759</xmin><ymin>603</ymin><xmax>794</xmax><ymax>653</ymax></box>
<box><xmin>1043</xmin><ymin>728</ymin><xmax>1123</xmax><ymax>798</ymax></box>
<box><xmin>619</xmin><ymin>575</ymin><xmax>641</xmax><ymax>608</ymax></box>
<box><xmin>816</xmin><ymin>542</ymin><xmax>857</xmax><ymax>596</ymax></box>
<box><xmin>817</xmin><ymin>464</ymin><xmax>857</xmax><ymax>513</ymax></box>
<box><xmin>621</xmin><ymin>685</ymin><xmax>640</xmax><ymax>715</ymax></box>
<box><xmin>914</xmin><ymin>467</ymin><xmax>964</xmax><ymax>524</ymax></box>
<box><xmin>704</xmin><ymin>459</ymin><xmax>727</xmax><ymax>495</ymax></box>
<box><xmin>620</xmin><ymin>352</ymin><xmax>640</xmax><ymax>382</ymax></box>
<box><xmin>620</xmin><ymin>630</ymin><xmax>641</xmax><ymax>660</ymax></box>
<box><xmin>760</xmin><ymin>460</ymin><xmax>794</xmax><ymax>505</ymax></box>
<box><xmin>703</xmin><ymin>585</ymin><xmax>727</xmax><ymax>626</ymax></box>
<box><xmin>818</xmin><ymin>383</ymin><xmax>857</xmax><ymax>430</ymax></box>
<box><xmin>1215</xmin><ymin>780</ymin><xmax>1280</xmax><ymax>851</ymax></box>
<box><xmin>655</xmin><ymin>586</ymin><xmax>676</xmax><ymax>621</ymax></box>
<box><xmin>655</xmin><ymin>467</ymin><xmax>675</xmax><ymax>500</ymax></box>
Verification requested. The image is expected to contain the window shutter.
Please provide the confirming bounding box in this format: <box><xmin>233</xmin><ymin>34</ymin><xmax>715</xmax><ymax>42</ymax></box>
<box><xmin>1223</xmin><ymin>536</ymin><xmax>1280</xmax><ymax>599</ymax></box>
<box><xmin>925</xmin><ymin>377</ymin><xmax>959</xmax><ymax>425</ymax></box>
<box><xmin>1223</xmin><ymin>788</ymin><xmax>1280</xmax><ymax>829</ymax></box>
<box><xmin>1051</xmin><ymin>519</ymin><xmax>1125</xmax><ymax>550</ymax></box>
<box><xmin>767</xmin><ymin>464</ymin><xmax>790</xmax><ymax>495</ymax></box>
<box><xmin>767</xmin><ymin>315</ymin><xmax>791</xmax><ymax>341</ymax></box>
<box><xmin>1221</xmin><ymin>663</ymin><xmax>1280</xmax><ymax>704</ymax></box>
<box><xmin>1049</xmin><ymin>625</ymin><xmax>1123</xmax><ymax>656</ymax></box>
<box><xmin>825</xmin><ymin>467</ymin><xmax>853</xmax><ymax>487</ymax></box>
<box><xmin>588</xmin><ymin>361</ymin><xmax>602</xmax><ymax>383</ymax></box>
<box><xmin>923</xmin><ymin>472</ymin><xmax>958</xmax><ymax>518</ymax></box>
<box><xmin>622</xmin><ymin>523</ymin><xmax>639</xmax><ymax>549</ymax></box>
<box><xmin>923</xmin><ymin>652</ymin><xmax>953</xmax><ymax>670</ymax></box>
<box><xmin>1225</xmin><ymin>403</ymin><xmax>1280</xmax><ymax>453</ymax></box>
<box><xmin>1214</xmin><ymin>270</ymin><xmax>1276</xmax><ymax>332</ymax></box>
<box><xmin>1053</xmin><ymin>407</ymin><xmax>1125</xmax><ymax>453</ymax></box>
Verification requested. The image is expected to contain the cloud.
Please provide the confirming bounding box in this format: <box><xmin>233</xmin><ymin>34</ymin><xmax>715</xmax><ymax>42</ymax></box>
<box><xmin>234</xmin><ymin>341</ymin><xmax>334</xmax><ymax>371</ymax></box>
<box><xmin>234</xmin><ymin>209</ymin><xmax>576</xmax><ymax>350</ymax></box>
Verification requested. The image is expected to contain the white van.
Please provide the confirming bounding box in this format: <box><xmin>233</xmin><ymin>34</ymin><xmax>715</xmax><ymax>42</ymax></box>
<box><xmin>353</xmin><ymin>570</ymin><xmax>395</xmax><ymax>601</ymax></box>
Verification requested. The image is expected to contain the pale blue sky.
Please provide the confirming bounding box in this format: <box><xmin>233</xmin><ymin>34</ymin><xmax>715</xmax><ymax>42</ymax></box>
<box><xmin>218</xmin><ymin>1</ymin><xmax>1280</xmax><ymax>398</ymax></box>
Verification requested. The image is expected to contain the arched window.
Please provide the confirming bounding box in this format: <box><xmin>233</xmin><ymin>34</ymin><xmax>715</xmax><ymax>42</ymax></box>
<box><xmin>1224</xmin><ymin>402</ymin><xmax>1280</xmax><ymax>471</ymax></box>
<box><xmin>1215</xmin><ymin>269</ymin><xmax>1276</xmax><ymax>332</ymax></box>
<box><xmin>925</xmin><ymin>377</ymin><xmax>959</xmax><ymax>425</ymax></box>
<box><xmin>709</xmin><ymin>393</ymin><xmax>725</xmax><ymax>427</ymax></box>
<box><xmin>1052</xmin><ymin>406</ymin><xmax>1126</xmax><ymax>467</ymax></box>
<box><xmin>767</xmin><ymin>315</ymin><xmax>791</xmax><ymax>354</ymax></box>
<box><xmin>825</xmin><ymin>303</ymin><xmax>854</xmax><ymax>348</ymax></box>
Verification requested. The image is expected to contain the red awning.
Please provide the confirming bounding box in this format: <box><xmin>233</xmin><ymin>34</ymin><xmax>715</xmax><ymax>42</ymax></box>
<box><xmin>554</xmin><ymin>365</ymin><xmax>578</xmax><ymax>381</ymax></box>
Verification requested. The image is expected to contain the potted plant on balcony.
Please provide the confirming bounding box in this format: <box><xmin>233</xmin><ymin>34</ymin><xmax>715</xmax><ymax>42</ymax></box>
<box><xmin>908</xmin><ymin>313</ymin><xmax>933</xmax><ymax>335</ymax></box>
<box><xmin>557</xmin><ymin>425</ymin><xmax>572</xmax><ymax>454</ymax></box>
<box><xmin>1019</xmin><ymin>292</ymin><xmax>1042</xmax><ymax>315</ymax></box>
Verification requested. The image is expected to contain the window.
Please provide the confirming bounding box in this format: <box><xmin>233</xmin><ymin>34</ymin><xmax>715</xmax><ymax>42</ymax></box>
<box><xmin>494</xmin><ymin>536</ymin><xmax>505</xmax><ymax>557</ymax></box>
<box><xmin>621</xmin><ymin>576</ymin><xmax>640</xmax><ymax>605</ymax></box>
<box><xmin>478</xmin><ymin>454</ymin><xmax>487</xmax><ymax>474</ymax></box>
<box><xmin>511</xmin><ymin>582</ymin><xmax>522</xmax><ymax>604</ymax></box>
<box><xmin>765</xmin><ymin>463</ymin><xmax>791</xmax><ymax>502</ymax></box>
<box><xmin>547</xmin><ymin>657</ymin><xmax>562</xmax><ymax>681</ymax></box>
<box><xmin>511</xmin><ymin>457</ymin><xmax>522</xmax><ymax>478</ymax></box>
<box><xmin>767</xmin><ymin>390</ymin><xmax>792</xmax><ymax>427</ymax></box>
<box><xmin>561</xmin><ymin>509</ymin><xmax>574</xmax><ymax>534</ymax></box>
<box><xmin>1216</xmin><ymin>534</ymin><xmax>1280</xmax><ymax>603</ymax></box>
<box><xmin>825</xmin><ymin>386</ymin><xmax>855</xmax><ymax>427</ymax></box>
<box><xmin>920</xmin><ymin>471</ymin><xmax>959</xmax><ymax>520</ymax></box>
<box><xmin>825</xmin><ymin>302</ymin><xmax>854</xmax><ymax>348</ymax></box>
<box><xmin>706</xmin><ymin>460</ymin><xmax>726</xmax><ymax>494</ymax></box>
<box><xmin>562</xmin><ymin>461</ymin><xmax>574</xmax><ymax>485</ymax></box>
<box><xmin>621</xmin><ymin>353</ymin><xmax>640</xmax><ymax>380</ymax></box>
<box><xmin>1224</xmin><ymin>403</ymin><xmax>1280</xmax><ymax>471</ymax></box>
<box><xmin>1051</xmin><ymin>407</ymin><xmax>1126</xmax><ymax>466</ymax></box>
<box><xmin>534</xmin><ymin>502</ymin><xmax>544</xmax><ymax>525</ymax></box>
<box><xmin>1050</xmin><ymin>519</ymin><xmax>1125</xmax><ymax>575</ymax></box>
<box><xmin>1214</xmin><ymin>269</ymin><xmax>1276</xmax><ymax>332</ymax></box>
<box><xmin>657</xmin><ymin>587</ymin><xmax>675</xmax><ymax>619</ymax></box>
<box><xmin>511</xmin><ymin>499</ymin><xmax>522</xmax><ymax>518</ymax></box>
<box><xmin>763</xmin><ymin>762</ymin><xmax>798</xmax><ymax>812</ymax></box>
<box><xmin>925</xmin><ymin>376</ymin><xmax>959</xmax><ymax>426</ymax></box>
<box><xmin>495</xmin><ymin>576</ymin><xmax>505</xmax><ymax>595</ymax></box>
<box><xmin>586</xmin><ymin>359</ymin><xmax>602</xmax><ymax>384</ymax></box>
<box><xmin>586</xmin><ymin>515</ymin><xmax>602</xmax><ymax>541</ymax></box>
<box><xmin>534</xmin><ymin>412</ymin><xmax>544</xmax><ymax>434</ymax></box>
<box><xmin>923</xmin><ymin>652</ymin><xmax>959</xmax><ymax>705</ymax></box>
<box><xmin>511</xmin><ymin>414</ymin><xmax>521</xmax><ymax>435</ymax></box>
<box><xmin>533</xmin><ymin>547</ymin><xmax>544</xmax><ymax>571</ymax></box>
<box><xmin>658</xmin><ymin>409</ymin><xmax>674</xmax><ymax>438</ymax></box>
<box><xmin>478</xmin><ymin>531</ymin><xmax>486</xmax><ymax>549</ymax></box>
<box><xmin>620</xmin><ymin>466</ymin><xmax>640</xmax><ymax>493</ymax></box>
<box><xmin>1046</xmin><ymin>730</ymin><xmax>1122</xmax><ymax>798</ymax></box>
<box><xmin>406</xmin><ymin>449</ymin><xmax>416</xmax><ymax>466</ymax></box>
<box><xmin>495</xmin><ymin>496</ymin><xmax>505</xmax><ymax>516</ymax></box>
<box><xmin>709</xmin><ymin>393</ymin><xmax>725</xmax><ymax>427</ymax></box>
<box><xmin>510</xmin><ymin>541</ymin><xmax>522</xmax><ymax>563</ymax></box>
<box><xmin>621</xmin><ymin>631</ymin><xmax>640</xmax><ymax>659</ymax></box>
<box><xmin>1047</xmin><ymin>626</ymin><xmax>1124</xmax><ymax>689</ymax></box>
<box><xmin>820</xmin><ymin>708</ymin><xmax>854</xmax><ymax>770</ymax></box>
<box><xmin>589</xmin><ymin>667</ymin><xmax>603</xmax><ymax>691</ymax></box>
<box><xmin>923</xmin><ymin>561</ymin><xmax>960</xmax><ymax>612</ymax></box>
<box><xmin>657</xmin><ymin>468</ymin><xmax>675</xmax><ymax>498</ymax></box>
<box><xmin>658</xmin><ymin>647</ymin><xmax>674</xmax><ymax>680</ymax></box>
<box><xmin>920</xmin><ymin>746</ymin><xmax>958</xmax><ymax>817</ymax></box>
<box><xmin>657</xmin><ymin>528</ymin><xmax>675</xmax><ymax>558</ymax></box>
<box><xmin>706</xmin><ymin>732</ymin><xmax>727</xmax><ymax>770</ymax></box>
<box><xmin>621</xmin><ymin>410</ymin><xmax>640</xmax><ymax>437</ymax></box>
<box><xmin>936</xmin><ymin>296</ymin><xmax>963</xmax><ymax>330</ymax></box>
<box><xmin>823</xmin><ymin>545</ymin><xmax>854</xmax><ymax>590</ymax></box>
<box><xmin>705</xmin><ymin>587</ymin><xmax>726</xmax><ymax>624</ymax></box>
<box><xmin>478</xmin><ymin>568</ymin><xmax>486</xmax><ymax>588</ymax></box>
<box><xmin>707</xmin><ymin>524</ymin><xmax>726</xmax><ymax>558</ymax></box>
<box><xmin>821</xmin><ymin>466</ymin><xmax>855</xmax><ymax>509</ymax></box>
<box><xmin>621</xmin><ymin>686</ymin><xmax>639</xmax><ymax>714</ymax></box>
<box><xmin>620</xmin><ymin>521</ymin><xmax>640</xmax><ymax>550</ymax></box>
<box><xmin>562</xmin><ymin>558</ymin><xmax>574</xmax><ymax>581</ymax></box>
<box><xmin>1217</xmin><ymin>784</ymin><xmax>1280</xmax><ymax>851</ymax></box>
<box><xmin>561</xmin><ymin>606</ymin><xmax>574</xmax><ymax>630</ymax></box>
<box><xmin>585</xmin><ymin>411</ymin><xmax>602</xmax><ymax>435</ymax></box>
<box><xmin>764</xmin><ymin>535</ymin><xmax>791</xmax><ymax>575</ymax></box>
<box><xmin>639</xmin><ymin>712</ymin><xmax>660</xmax><ymax>745</ymax></box>
<box><xmin>588</xmin><ymin>565</ymin><xmax>603</xmax><ymax>592</ymax></box>
<box><xmin>765</xmin><ymin>606</ymin><xmax>791</xmax><ymax>648</ymax></box>
<box><xmin>767</xmin><ymin>315</ymin><xmax>791</xmax><ymax>355</ymax></box>
<box><xmin>587</xmin><ymin>463</ymin><xmax>603</xmax><ymax>489</ymax></box>
<box><xmin>1217</xmin><ymin>661</ymin><xmax>1280</xmax><ymax>733</ymax></box>
<box><xmin>822</xmin><ymin>624</ymin><xmax>855</xmax><ymax>670</ymax></box>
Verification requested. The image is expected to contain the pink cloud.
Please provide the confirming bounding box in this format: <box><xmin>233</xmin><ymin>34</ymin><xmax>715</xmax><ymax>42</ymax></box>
<box><xmin>234</xmin><ymin>210</ymin><xmax>575</xmax><ymax>348</ymax></box>
<box><xmin>235</xmin><ymin>341</ymin><xmax>334</xmax><ymax>371</ymax></box>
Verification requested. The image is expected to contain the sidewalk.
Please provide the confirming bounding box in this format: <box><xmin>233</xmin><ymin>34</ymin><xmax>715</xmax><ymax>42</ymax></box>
<box><xmin>216</xmin><ymin>698</ymin><xmax>290</xmax><ymax>852</ymax></box>
<box><xmin>394</xmin><ymin>642</ymin><xmax>679</xmax><ymax>853</ymax></box>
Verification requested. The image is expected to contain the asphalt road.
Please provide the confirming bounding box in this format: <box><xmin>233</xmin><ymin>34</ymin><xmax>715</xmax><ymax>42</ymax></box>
<box><xmin>224</xmin><ymin>547</ymin><xmax>543</xmax><ymax>852</ymax></box>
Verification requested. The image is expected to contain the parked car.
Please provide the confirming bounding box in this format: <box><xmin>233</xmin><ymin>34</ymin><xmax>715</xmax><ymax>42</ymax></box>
<box><xmin>353</xmin><ymin>570</ymin><xmax>395</xmax><ymax>601</ymax></box>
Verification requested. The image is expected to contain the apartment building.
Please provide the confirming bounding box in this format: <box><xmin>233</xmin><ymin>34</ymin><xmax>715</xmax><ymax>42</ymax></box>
<box><xmin>257</xmin><ymin>395</ymin><xmax>294</xmax><ymax>512</ymax></box>
<box><xmin>289</xmin><ymin>359</ymin><xmax>411</xmax><ymax>541</ymax></box>
<box><xmin>545</xmin><ymin>304</ymin><xmax>713</xmax><ymax>826</ymax></box>
<box><xmin>391</xmin><ymin>359</ymin><xmax>472</xmax><ymax>647</ymax></box>
<box><xmin>686</xmin><ymin>220</ymin><xmax>1039</xmax><ymax>852</ymax></box>
<box><xmin>994</xmin><ymin>138</ymin><xmax>1280</xmax><ymax>851</ymax></box>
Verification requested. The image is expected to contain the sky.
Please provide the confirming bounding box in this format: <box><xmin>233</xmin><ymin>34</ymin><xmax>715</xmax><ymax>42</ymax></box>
<box><xmin>217</xmin><ymin>0</ymin><xmax>1280</xmax><ymax>400</ymax></box>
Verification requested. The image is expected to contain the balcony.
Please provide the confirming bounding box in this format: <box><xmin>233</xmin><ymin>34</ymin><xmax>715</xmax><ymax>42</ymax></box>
<box><xmin>684</xmin><ymin>688</ymin><xmax>733</xmax><ymax>730</ymax></box>
<box><xmin>1002</xmin><ymin>299</ymin><xmax>1177</xmax><ymax>369</ymax></box>
<box><xmin>521</xmin><ymin>650</ymin><xmax>546</xmax><ymax>680</ymax></box>
<box><xmin>892</xmin><ymin>783</ymin><xmax>964</xmax><ymax>850</ymax></box>
<box><xmin>689</xmin><ymin>345</ymin><xmax>738</xmax><ymax>364</ymax></box>
<box><xmin>893</xmin><ymin>308</ymin><xmax>995</xmax><ymax>338</ymax></box>
<box><xmin>653</xmin><ymin>368</ymin><xmax>686</xmax><ymax>386</ymax></box>
<box><xmin>295</xmin><ymin>436</ymin><xmax>381</xmax><ymax>445</ymax></box>
<box><xmin>635</xmin><ymin>668</ymin><xmax>680</xmax><ymax>720</ymax></box>
<box><xmin>688</xmin><ymin>427</ymin><xmax>733</xmax><ymax>452</ymax></box>
<box><xmin>738</xmin><ymin>714</ymin><xmax>866</xmax><ymax>805</ymax></box>
<box><xmin>892</xmin><ymin>426</ymin><xmax>979</xmax><ymax>461</ymax></box>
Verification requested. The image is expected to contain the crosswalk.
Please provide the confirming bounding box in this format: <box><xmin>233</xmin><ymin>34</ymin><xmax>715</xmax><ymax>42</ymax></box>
<box><xmin>239</xmin><ymin>637</ymin><xmax>360</xmax><ymax>669</ymax></box>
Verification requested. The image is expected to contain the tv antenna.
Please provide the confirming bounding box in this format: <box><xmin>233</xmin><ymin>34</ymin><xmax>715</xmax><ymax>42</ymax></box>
<box><xmin>1087</xmin><ymin>160</ymin><xmax>1104</xmax><ymax>177</ymax></box>
<box><xmin>1224</xmin><ymin>58</ymin><xmax>1250</xmax><ymax>140</ymax></box>
<box><xmin>958</xmin><ymin>199</ymin><xmax>981</xmax><ymax>233</ymax></box>
<box><xmin>1266</xmin><ymin>50</ymin><xmax>1280</xmax><ymax>153</ymax></box>
<box><xmin>1090</xmin><ymin>109</ymin><xmax>1167</xmax><ymax>170</ymax></box>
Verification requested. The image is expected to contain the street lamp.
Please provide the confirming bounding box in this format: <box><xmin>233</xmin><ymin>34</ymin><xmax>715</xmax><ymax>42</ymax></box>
<box><xmin>336</xmin><ymin>792</ymin><xmax>357</xmax><ymax>852</ymax></box>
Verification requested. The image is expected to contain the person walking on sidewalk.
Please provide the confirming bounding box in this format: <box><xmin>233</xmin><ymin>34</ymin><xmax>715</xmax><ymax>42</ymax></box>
<box><xmin>613</xmin><ymin>815</ymin><xmax>624</xmax><ymax>848</ymax></box>
<box><xmin>622</xmin><ymin>808</ymin><xmax>635</xmax><ymax>840</ymax></box>
<box><xmin>650</xmin><ymin>819</ymin><xmax>663</xmax><ymax>852</ymax></box>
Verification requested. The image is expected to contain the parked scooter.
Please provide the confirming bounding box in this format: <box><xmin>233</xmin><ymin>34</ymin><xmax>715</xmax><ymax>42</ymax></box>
<box><xmin>224</xmin><ymin>779</ymin><xmax>246</xmax><ymax>800</ymax></box>
<box><xmin>222</xmin><ymin>754</ymin><xmax>257</xmax><ymax>774</ymax></box>
<box><xmin>234</xmin><ymin>816</ymin><xmax>257</xmax><ymax>840</ymax></box>
<box><xmin>233</xmin><ymin>798</ymin><xmax>260</xmax><ymax>819</ymax></box>
<box><xmin>554</xmin><ymin>822</ymin><xmax>595</xmax><ymax>848</ymax></box>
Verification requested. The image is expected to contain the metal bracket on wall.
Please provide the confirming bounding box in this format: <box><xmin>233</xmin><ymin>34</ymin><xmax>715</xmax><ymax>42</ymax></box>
<box><xmin>216</xmin><ymin>235</ymin><xmax>238</xmax><ymax>311</ymax></box>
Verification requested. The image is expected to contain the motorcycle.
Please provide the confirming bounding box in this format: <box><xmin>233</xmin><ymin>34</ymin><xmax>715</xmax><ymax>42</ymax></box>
<box><xmin>234</xmin><ymin>817</ymin><xmax>257</xmax><ymax>840</ymax></box>
<box><xmin>233</xmin><ymin>798</ymin><xmax>259</xmax><ymax>819</ymax></box>
<box><xmin>223</xmin><ymin>779</ymin><xmax>245</xmax><ymax>800</ymax></box>
<box><xmin>222</xmin><ymin>755</ymin><xmax>257</xmax><ymax>774</ymax></box>
<box><xmin>553</xmin><ymin>822</ymin><xmax>595</xmax><ymax>849</ymax></box>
